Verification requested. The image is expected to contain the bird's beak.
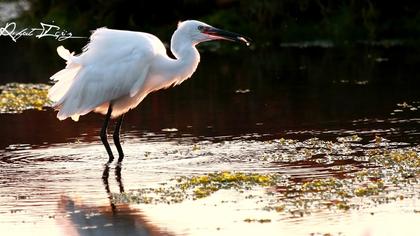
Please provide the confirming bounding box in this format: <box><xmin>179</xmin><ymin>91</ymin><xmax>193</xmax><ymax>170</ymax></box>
<box><xmin>204</xmin><ymin>27</ymin><xmax>252</xmax><ymax>46</ymax></box>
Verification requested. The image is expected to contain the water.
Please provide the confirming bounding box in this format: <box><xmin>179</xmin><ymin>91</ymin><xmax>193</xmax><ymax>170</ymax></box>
<box><xmin>0</xmin><ymin>39</ymin><xmax>419</xmax><ymax>235</ymax></box>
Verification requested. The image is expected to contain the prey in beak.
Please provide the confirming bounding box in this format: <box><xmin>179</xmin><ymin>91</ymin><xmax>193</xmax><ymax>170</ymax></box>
<box><xmin>199</xmin><ymin>26</ymin><xmax>252</xmax><ymax>46</ymax></box>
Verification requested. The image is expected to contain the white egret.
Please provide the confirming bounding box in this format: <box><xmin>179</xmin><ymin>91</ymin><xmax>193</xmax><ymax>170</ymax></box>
<box><xmin>48</xmin><ymin>20</ymin><xmax>251</xmax><ymax>163</ymax></box>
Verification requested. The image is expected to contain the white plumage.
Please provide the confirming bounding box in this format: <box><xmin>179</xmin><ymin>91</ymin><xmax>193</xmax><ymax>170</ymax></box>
<box><xmin>49</xmin><ymin>28</ymin><xmax>166</xmax><ymax>121</ymax></box>
<box><xmin>48</xmin><ymin>20</ymin><xmax>251</xmax><ymax>163</ymax></box>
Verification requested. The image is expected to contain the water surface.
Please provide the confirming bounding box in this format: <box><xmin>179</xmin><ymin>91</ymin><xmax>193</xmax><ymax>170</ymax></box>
<box><xmin>0</xmin><ymin>43</ymin><xmax>419</xmax><ymax>235</ymax></box>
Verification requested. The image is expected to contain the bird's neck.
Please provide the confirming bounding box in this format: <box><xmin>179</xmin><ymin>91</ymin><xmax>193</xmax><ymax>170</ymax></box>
<box><xmin>167</xmin><ymin>32</ymin><xmax>200</xmax><ymax>84</ymax></box>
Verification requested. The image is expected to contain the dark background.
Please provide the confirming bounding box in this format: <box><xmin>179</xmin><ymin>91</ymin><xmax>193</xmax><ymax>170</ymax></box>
<box><xmin>18</xmin><ymin>0</ymin><xmax>420</xmax><ymax>46</ymax></box>
<box><xmin>0</xmin><ymin>0</ymin><xmax>419</xmax><ymax>146</ymax></box>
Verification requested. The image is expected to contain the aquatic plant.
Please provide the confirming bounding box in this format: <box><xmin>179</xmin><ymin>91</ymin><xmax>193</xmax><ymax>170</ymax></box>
<box><xmin>111</xmin><ymin>137</ymin><xmax>419</xmax><ymax>216</ymax></box>
<box><xmin>0</xmin><ymin>83</ymin><xmax>51</xmax><ymax>113</ymax></box>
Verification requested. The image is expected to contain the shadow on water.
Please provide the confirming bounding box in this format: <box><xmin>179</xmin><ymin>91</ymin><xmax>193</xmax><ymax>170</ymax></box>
<box><xmin>56</xmin><ymin>165</ymin><xmax>173</xmax><ymax>236</ymax></box>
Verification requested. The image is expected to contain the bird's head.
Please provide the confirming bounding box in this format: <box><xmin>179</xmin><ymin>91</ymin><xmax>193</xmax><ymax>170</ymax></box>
<box><xmin>176</xmin><ymin>20</ymin><xmax>252</xmax><ymax>46</ymax></box>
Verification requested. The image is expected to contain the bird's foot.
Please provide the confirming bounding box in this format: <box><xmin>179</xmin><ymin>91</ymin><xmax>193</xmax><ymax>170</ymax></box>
<box><xmin>117</xmin><ymin>155</ymin><xmax>124</xmax><ymax>163</ymax></box>
<box><xmin>106</xmin><ymin>154</ymin><xmax>115</xmax><ymax>164</ymax></box>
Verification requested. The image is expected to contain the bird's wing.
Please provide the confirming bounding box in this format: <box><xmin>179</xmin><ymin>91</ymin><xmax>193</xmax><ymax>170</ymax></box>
<box><xmin>48</xmin><ymin>28</ymin><xmax>164</xmax><ymax>121</ymax></box>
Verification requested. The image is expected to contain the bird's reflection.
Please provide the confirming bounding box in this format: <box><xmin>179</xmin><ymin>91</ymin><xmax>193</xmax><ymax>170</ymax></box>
<box><xmin>102</xmin><ymin>164</ymin><xmax>125</xmax><ymax>213</ymax></box>
<box><xmin>58</xmin><ymin>164</ymin><xmax>173</xmax><ymax>236</ymax></box>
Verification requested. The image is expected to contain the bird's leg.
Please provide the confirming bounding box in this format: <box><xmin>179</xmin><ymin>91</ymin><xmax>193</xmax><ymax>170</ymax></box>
<box><xmin>101</xmin><ymin>104</ymin><xmax>114</xmax><ymax>163</ymax></box>
<box><xmin>113</xmin><ymin>114</ymin><xmax>125</xmax><ymax>162</ymax></box>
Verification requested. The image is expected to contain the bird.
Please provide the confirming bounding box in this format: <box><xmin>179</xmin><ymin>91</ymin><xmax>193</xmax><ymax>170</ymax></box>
<box><xmin>48</xmin><ymin>20</ymin><xmax>251</xmax><ymax>163</ymax></box>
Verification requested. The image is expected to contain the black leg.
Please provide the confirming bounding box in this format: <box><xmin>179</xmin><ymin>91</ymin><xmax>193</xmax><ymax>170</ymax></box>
<box><xmin>101</xmin><ymin>104</ymin><xmax>114</xmax><ymax>163</ymax></box>
<box><xmin>113</xmin><ymin>114</ymin><xmax>125</xmax><ymax>162</ymax></box>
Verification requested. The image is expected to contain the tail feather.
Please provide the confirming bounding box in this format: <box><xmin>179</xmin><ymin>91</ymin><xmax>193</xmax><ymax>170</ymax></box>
<box><xmin>48</xmin><ymin>66</ymin><xmax>81</xmax><ymax>102</ymax></box>
<box><xmin>57</xmin><ymin>46</ymin><xmax>72</xmax><ymax>61</ymax></box>
<box><xmin>49</xmin><ymin>46</ymin><xmax>83</xmax><ymax>121</ymax></box>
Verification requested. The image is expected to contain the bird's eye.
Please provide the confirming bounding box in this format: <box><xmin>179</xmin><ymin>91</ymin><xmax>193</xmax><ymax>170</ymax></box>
<box><xmin>197</xmin><ymin>25</ymin><xmax>206</xmax><ymax>32</ymax></box>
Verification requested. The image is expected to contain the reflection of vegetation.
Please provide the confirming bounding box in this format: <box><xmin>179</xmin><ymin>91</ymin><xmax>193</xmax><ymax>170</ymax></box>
<box><xmin>19</xmin><ymin>0</ymin><xmax>420</xmax><ymax>45</ymax></box>
<box><xmin>112</xmin><ymin>137</ymin><xmax>419</xmax><ymax>216</ymax></box>
<box><xmin>0</xmin><ymin>83</ymin><xmax>51</xmax><ymax>113</ymax></box>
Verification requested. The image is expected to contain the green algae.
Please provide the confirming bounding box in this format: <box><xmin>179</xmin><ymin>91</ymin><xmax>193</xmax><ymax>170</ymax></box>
<box><xmin>0</xmin><ymin>83</ymin><xmax>52</xmax><ymax>113</ymax></box>
<box><xmin>177</xmin><ymin>171</ymin><xmax>276</xmax><ymax>199</ymax></box>
<box><xmin>111</xmin><ymin>137</ymin><xmax>419</xmax><ymax>217</ymax></box>
<box><xmin>111</xmin><ymin>171</ymin><xmax>279</xmax><ymax>204</ymax></box>
<box><xmin>243</xmin><ymin>218</ymin><xmax>272</xmax><ymax>223</ymax></box>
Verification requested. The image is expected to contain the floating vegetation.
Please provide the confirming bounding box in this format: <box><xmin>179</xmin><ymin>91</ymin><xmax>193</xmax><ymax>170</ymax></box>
<box><xmin>391</xmin><ymin>101</ymin><xmax>420</xmax><ymax>115</ymax></box>
<box><xmin>337</xmin><ymin>135</ymin><xmax>362</xmax><ymax>143</ymax></box>
<box><xmin>178</xmin><ymin>171</ymin><xmax>277</xmax><ymax>199</ymax></box>
<box><xmin>0</xmin><ymin>83</ymin><xmax>52</xmax><ymax>113</ymax></box>
<box><xmin>111</xmin><ymin>137</ymin><xmax>419</xmax><ymax>217</ymax></box>
<box><xmin>243</xmin><ymin>218</ymin><xmax>271</xmax><ymax>223</ymax></box>
<box><xmin>111</xmin><ymin>172</ymin><xmax>280</xmax><ymax>204</ymax></box>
